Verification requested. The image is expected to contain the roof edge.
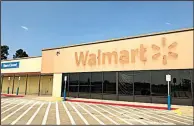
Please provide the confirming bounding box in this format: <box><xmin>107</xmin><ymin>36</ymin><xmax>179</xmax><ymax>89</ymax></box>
<box><xmin>1</xmin><ymin>56</ymin><xmax>42</xmax><ymax>62</ymax></box>
<box><xmin>42</xmin><ymin>27</ymin><xmax>193</xmax><ymax>51</ymax></box>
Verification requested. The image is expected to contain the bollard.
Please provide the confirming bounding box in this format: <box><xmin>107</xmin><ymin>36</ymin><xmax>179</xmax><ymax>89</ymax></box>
<box><xmin>168</xmin><ymin>95</ymin><xmax>171</xmax><ymax>110</ymax></box>
<box><xmin>16</xmin><ymin>87</ymin><xmax>19</xmax><ymax>95</ymax></box>
<box><xmin>63</xmin><ymin>90</ymin><xmax>66</xmax><ymax>101</ymax></box>
<box><xmin>7</xmin><ymin>87</ymin><xmax>10</xmax><ymax>94</ymax></box>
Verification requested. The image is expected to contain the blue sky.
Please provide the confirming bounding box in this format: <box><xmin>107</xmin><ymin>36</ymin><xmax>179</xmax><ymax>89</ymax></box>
<box><xmin>2</xmin><ymin>1</ymin><xmax>193</xmax><ymax>58</ymax></box>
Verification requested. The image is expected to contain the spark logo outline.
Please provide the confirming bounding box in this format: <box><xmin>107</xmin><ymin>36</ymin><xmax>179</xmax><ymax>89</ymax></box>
<box><xmin>152</xmin><ymin>37</ymin><xmax>178</xmax><ymax>65</ymax></box>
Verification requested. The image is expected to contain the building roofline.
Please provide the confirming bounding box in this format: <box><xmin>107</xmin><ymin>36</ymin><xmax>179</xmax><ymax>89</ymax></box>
<box><xmin>1</xmin><ymin>56</ymin><xmax>42</xmax><ymax>62</ymax></box>
<box><xmin>42</xmin><ymin>27</ymin><xmax>193</xmax><ymax>51</ymax></box>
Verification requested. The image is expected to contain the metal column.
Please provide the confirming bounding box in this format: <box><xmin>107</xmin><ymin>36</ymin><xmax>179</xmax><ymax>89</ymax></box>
<box><xmin>12</xmin><ymin>74</ymin><xmax>15</xmax><ymax>94</ymax></box>
<box><xmin>38</xmin><ymin>74</ymin><xmax>41</xmax><ymax>96</ymax></box>
<box><xmin>116</xmin><ymin>72</ymin><xmax>119</xmax><ymax>100</ymax></box>
<box><xmin>25</xmin><ymin>74</ymin><xmax>28</xmax><ymax>95</ymax></box>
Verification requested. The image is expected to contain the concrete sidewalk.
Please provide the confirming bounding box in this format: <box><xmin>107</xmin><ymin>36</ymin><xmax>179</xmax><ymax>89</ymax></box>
<box><xmin>20</xmin><ymin>95</ymin><xmax>63</xmax><ymax>102</ymax></box>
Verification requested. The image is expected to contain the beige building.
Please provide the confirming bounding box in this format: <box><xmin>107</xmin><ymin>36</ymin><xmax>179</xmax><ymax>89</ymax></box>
<box><xmin>1</xmin><ymin>57</ymin><xmax>53</xmax><ymax>96</ymax></box>
<box><xmin>1</xmin><ymin>28</ymin><xmax>193</xmax><ymax>106</ymax></box>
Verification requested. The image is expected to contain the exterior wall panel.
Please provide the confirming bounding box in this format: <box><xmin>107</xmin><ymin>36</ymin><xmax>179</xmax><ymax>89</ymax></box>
<box><xmin>27</xmin><ymin>76</ymin><xmax>39</xmax><ymax>95</ymax></box>
<box><xmin>42</xmin><ymin>30</ymin><xmax>193</xmax><ymax>74</ymax></box>
<box><xmin>2</xmin><ymin>57</ymin><xmax>41</xmax><ymax>74</ymax></box>
<box><xmin>40</xmin><ymin>75</ymin><xmax>53</xmax><ymax>95</ymax></box>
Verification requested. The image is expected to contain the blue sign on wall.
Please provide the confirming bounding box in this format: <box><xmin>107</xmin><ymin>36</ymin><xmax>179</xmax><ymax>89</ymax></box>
<box><xmin>1</xmin><ymin>62</ymin><xmax>20</xmax><ymax>69</ymax></box>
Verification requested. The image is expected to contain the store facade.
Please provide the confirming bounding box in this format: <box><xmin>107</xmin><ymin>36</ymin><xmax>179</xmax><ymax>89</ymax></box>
<box><xmin>41</xmin><ymin>28</ymin><xmax>193</xmax><ymax>106</ymax></box>
<box><xmin>1</xmin><ymin>57</ymin><xmax>53</xmax><ymax>96</ymax></box>
<box><xmin>1</xmin><ymin>28</ymin><xmax>193</xmax><ymax>106</ymax></box>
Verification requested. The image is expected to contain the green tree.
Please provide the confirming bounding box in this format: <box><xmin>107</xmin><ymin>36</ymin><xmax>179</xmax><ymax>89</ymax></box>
<box><xmin>1</xmin><ymin>45</ymin><xmax>9</xmax><ymax>60</ymax></box>
<box><xmin>13</xmin><ymin>49</ymin><xmax>29</xmax><ymax>59</ymax></box>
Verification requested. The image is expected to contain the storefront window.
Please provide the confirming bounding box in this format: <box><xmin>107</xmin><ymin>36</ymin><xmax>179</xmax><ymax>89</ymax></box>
<box><xmin>134</xmin><ymin>71</ymin><xmax>151</xmax><ymax>103</ymax></box>
<box><xmin>118</xmin><ymin>71</ymin><xmax>134</xmax><ymax>102</ymax></box>
<box><xmin>79</xmin><ymin>73</ymin><xmax>91</xmax><ymax>98</ymax></box>
<box><xmin>170</xmin><ymin>69</ymin><xmax>192</xmax><ymax>105</ymax></box>
<box><xmin>68</xmin><ymin>73</ymin><xmax>79</xmax><ymax>98</ymax></box>
<box><xmin>91</xmin><ymin>72</ymin><xmax>103</xmax><ymax>99</ymax></box>
<box><xmin>151</xmin><ymin>70</ymin><xmax>170</xmax><ymax>104</ymax></box>
<box><xmin>103</xmin><ymin>72</ymin><xmax>117</xmax><ymax>100</ymax></box>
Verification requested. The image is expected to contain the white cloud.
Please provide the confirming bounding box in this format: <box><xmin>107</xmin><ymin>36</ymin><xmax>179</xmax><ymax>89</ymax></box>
<box><xmin>165</xmin><ymin>22</ymin><xmax>171</xmax><ymax>25</ymax></box>
<box><xmin>21</xmin><ymin>26</ymin><xmax>29</xmax><ymax>31</ymax></box>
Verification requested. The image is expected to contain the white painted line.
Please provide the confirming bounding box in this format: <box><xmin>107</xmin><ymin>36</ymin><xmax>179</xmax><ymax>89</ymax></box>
<box><xmin>42</xmin><ymin>102</ymin><xmax>51</xmax><ymax>125</ymax></box>
<box><xmin>26</xmin><ymin>102</ymin><xmax>44</xmax><ymax>125</ymax></box>
<box><xmin>112</xmin><ymin>105</ymin><xmax>175</xmax><ymax>125</ymax></box>
<box><xmin>1</xmin><ymin>98</ymin><xmax>14</xmax><ymax>103</ymax></box>
<box><xmin>76</xmin><ymin>102</ymin><xmax>105</xmax><ymax>125</ymax></box>
<box><xmin>1</xmin><ymin>102</ymin><xmax>17</xmax><ymax>109</ymax></box>
<box><xmin>1</xmin><ymin>99</ymin><xmax>22</xmax><ymax>108</ymax></box>
<box><xmin>152</xmin><ymin>109</ymin><xmax>194</xmax><ymax>121</ymax></box>
<box><xmin>62</xmin><ymin>102</ymin><xmax>76</xmax><ymax>125</ymax></box>
<box><xmin>1</xmin><ymin>98</ymin><xmax>18</xmax><ymax>105</ymax></box>
<box><xmin>1</xmin><ymin>100</ymin><xmax>33</xmax><ymax>122</ymax></box>
<box><xmin>133</xmin><ymin>107</ymin><xmax>193</xmax><ymax>124</ymax></box>
<box><xmin>11</xmin><ymin>101</ymin><xmax>39</xmax><ymax>125</ymax></box>
<box><xmin>69</xmin><ymin>102</ymin><xmax>89</xmax><ymax>125</ymax></box>
<box><xmin>56</xmin><ymin>102</ymin><xmax>60</xmax><ymax>125</ymax></box>
<box><xmin>1</xmin><ymin>100</ymin><xmax>26</xmax><ymax>114</ymax></box>
<box><xmin>84</xmin><ymin>103</ymin><xmax>119</xmax><ymax>125</ymax></box>
<box><xmin>118</xmin><ymin>106</ymin><xmax>191</xmax><ymax>125</ymax></box>
<box><xmin>110</xmin><ymin>105</ymin><xmax>148</xmax><ymax>125</ymax></box>
<box><xmin>95</xmin><ymin>104</ymin><xmax>133</xmax><ymax>125</ymax></box>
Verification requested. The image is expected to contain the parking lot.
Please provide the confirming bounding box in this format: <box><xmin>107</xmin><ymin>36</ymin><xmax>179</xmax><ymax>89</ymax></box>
<box><xmin>1</xmin><ymin>97</ymin><xmax>193</xmax><ymax>125</ymax></box>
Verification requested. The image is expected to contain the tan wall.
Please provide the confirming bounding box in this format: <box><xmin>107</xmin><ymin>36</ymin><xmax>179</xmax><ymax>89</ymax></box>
<box><xmin>2</xmin><ymin>75</ymin><xmax>53</xmax><ymax>96</ymax></box>
<box><xmin>13</xmin><ymin>76</ymin><xmax>27</xmax><ymax>94</ymax></box>
<box><xmin>26</xmin><ymin>75</ymin><xmax>40</xmax><ymax>95</ymax></box>
<box><xmin>2</xmin><ymin>76</ymin><xmax>14</xmax><ymax>94</ymax></box>
<box><xmin>42</xmin><ymin>30</ymin><xmax>193</xmax><ymax>74</ymax></box>
<box><xmin>52</xmin><ymin>73</ymin><xmax>62</xmax><ymax>97</ymax></box>
<box><xmin>40</xmin><ymin>75</ymin><xmax>53</xmax><ymax>95</ymax></box>
<box><xmin>1</xmin><ymin>57</ymin><xmax>42</xmax><ymax>74</ymax></box>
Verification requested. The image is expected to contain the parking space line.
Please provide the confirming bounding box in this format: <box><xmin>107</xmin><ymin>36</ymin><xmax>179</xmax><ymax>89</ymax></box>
<box><xmin>56</xmin><ymin>102</ymin><xmax>60</xmax><ymax>125</ymax></box>
<box><xmin>1</xmin><ymin>98</ymin><xmax>18</xmax><ymax>106</ymax></box>
<box><xmin>108</xmin><ymin>105</ymin><xmax>175</xmax><ymax>125</ymax></box>
<box><xmin>62</xmin><ymin>102</ymin><xmax>76</xmax><ymax>125</ymax></box>
<box><xmin>42</xmin><ymin>102</ymin><xmax>51</xmax><ymax>125</ymax></box>
<box><xmin>1</xmin><ymin>100</ymin><xmax>33</xmax><ymax>122</ymax></box>
<box><xmin>110</xmin><ymin>105</ymin><xmax>149</xmax><ymax>125</ymax></box>
<box><xmin>11</xmin><ymin>101</ymin><xmax>40</xmax><ymax>125</ymax></box>
<box><xmin>84</xmin><ymin>103</ymin><xmax>119</xmax><ymax>125</ymax></box>
<box><xmin>69</xmin><ymin>102</ymin><xmax>89</xmax><ymax>125</ymax></box>
<box><xmin>130</xmin><ymin>107</ymin><xmax>193</xmax><ymax>125</ymax></box>
<box><xmin>26</xmin><ymin>102</ymin><xmax>45</xmax><ymax>125</ymax></box>
<box><xmin>1</xmin><ymin>99</ymin><xmax>22</xmax><ymax>109</ymax></box>
<box><xmin>118</xmin><ymin>106</ymin><xmax>191</xmax><ymax>125</ymax></box>
<box><xmin>1</xmin><ymin>98</ymin><xmax>13</xmax><ymax>103</ymax></box>
<box><xmin>1</xmin><ymin>100</ymin><xmax>26</xmax><ymax>114</ymax></box>
<box><xmin>152</xmin><ymin>109</ymin><xmax>193</xmax><ymax>121</ymax></box>
<box><xmin>1</xmin><ymin>98</ymin><xmax>14</xmax><ymax>102</ymax></box>
<box><xmin>96</xmin><ymin>104</ymin><xmax>133</xmax><ymax>125</ymax></box>
<box><xmin>76</xmin><ymin>102</ymin><xmax>105</xmax><ymax>125</ymax></box>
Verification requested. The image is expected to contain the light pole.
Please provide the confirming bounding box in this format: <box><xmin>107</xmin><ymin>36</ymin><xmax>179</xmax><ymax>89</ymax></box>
<box><xmin>8</xmin><ymin>77</ymin><xmax>11</xmax><ymax>94</ymax></box>
<box><xmin>16</xmin><ymin>77</ymin><xmax>20</xmax><ymax>95</ymax></box>
<box><xmin>63</xmin><ymin>76</ymin><xmax>67</xmax><ymax>101</ymax></box>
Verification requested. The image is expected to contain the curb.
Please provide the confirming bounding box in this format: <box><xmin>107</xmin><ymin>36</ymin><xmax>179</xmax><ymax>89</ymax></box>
<box><xmin>1</xmin><ymin>93</ymin><xmax>24</xmax><ymax>97</ymax></box>
<box><xmin>66</xmin><ymin>99</ymin><xmax>178</xmax><ymax>110</ymax></box>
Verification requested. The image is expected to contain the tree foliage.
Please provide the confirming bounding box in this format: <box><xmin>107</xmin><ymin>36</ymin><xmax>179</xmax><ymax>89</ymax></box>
<box><xmin>13</xmin><ymin>49</ymin><xmax>29</xmax><ymax>59</ymax></box>
<box><xmin>1</xmin><ymin>45</ymin><xmax>9</xmax><ymax>60</ymax></box>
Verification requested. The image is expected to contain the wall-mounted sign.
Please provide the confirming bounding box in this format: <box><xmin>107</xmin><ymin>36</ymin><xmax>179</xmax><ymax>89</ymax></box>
<box><xmin>75</xmin><ymin>37</ymin><xmax>178</xmax><ymax>67</ymax></box>
<box><xmin>1</xmin><ymin>62</ymin><xmax>20</xmax><ymax>69</ymax></box>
